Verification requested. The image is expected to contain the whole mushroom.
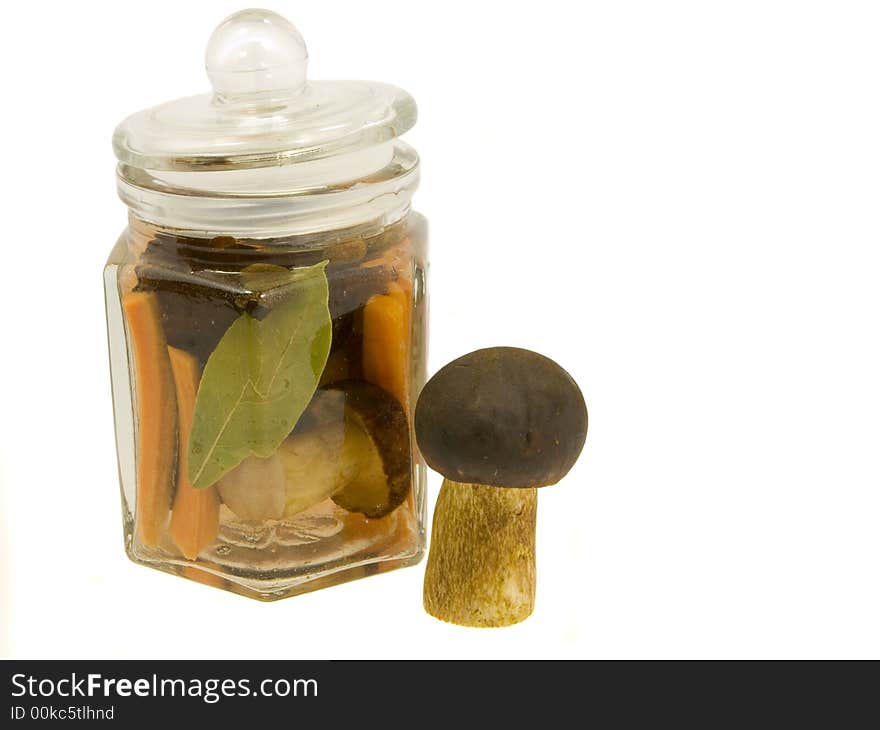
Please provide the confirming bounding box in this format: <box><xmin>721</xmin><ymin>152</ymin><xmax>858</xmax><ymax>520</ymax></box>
<box><xmin>415</xmin><ymin>347</ymin><xmax>588</xmax><ymax>627</ymax></box>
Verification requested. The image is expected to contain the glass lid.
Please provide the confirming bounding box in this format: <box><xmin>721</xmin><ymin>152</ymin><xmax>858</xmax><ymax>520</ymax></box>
<box><xmin>113</xmin><ymin>9</ymin><xmax>417</xmax><ymax>172</ymax></box>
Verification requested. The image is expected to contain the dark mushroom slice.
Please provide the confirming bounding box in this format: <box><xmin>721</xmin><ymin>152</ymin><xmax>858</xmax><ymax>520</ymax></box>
<box><xmin>415</xmin><ymin>347</ymin><xmax>588</xmax><ymax>627</ymax></box>
<box><xmin>137</xmin><ymin>224</ymin><xmax>404</xmax><ymax>363</ymax></box>
<box><xmin>329</xmin><ymin>380</ymin><xmax>411</xmax><ymax>519</ymax></box>
<box><xmin>318</xmin><ymin>328</ymin><xmax>363</xmax><ymax>386</ymax></box>
<box><xmin>326</xmin><ymin>254</ymin><xmax>397</xmax><ymax>321</ymax></box>
<box><xmin>136</xmin><ymin>259</ymin><xmax>325</xmax><ymax>367</ymax></box>
<box><xmin>134</xmin><ymin>263</ymin><xmax>242</xmax><ymax>368</ymax></box>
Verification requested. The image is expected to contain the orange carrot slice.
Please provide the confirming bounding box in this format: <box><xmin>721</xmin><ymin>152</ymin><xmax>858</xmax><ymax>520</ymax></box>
<box><xmin>122</xmin><ymin>291</ymin><xmax>177</xmax><ymax>548</ymax></box>
<box><xmin>168</xmin><ymin>347</ymin><xmax>220</xmax><ymax>560</ymax></box>
<box><xmin>362</xmin><ymin>278</ymin><xmax>417</xmax><ymax>521</ymax></box>
<box><xmin>363</xmin><ymin>281</ymin><xmax>412</xmax><ymax>408</ymax></box>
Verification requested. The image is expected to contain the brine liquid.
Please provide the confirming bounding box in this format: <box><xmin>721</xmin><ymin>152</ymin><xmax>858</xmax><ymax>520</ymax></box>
<box><xmin>105</xmin><ymin>213</ymin><xmax>428</xmax><ymax>599</ymax></box>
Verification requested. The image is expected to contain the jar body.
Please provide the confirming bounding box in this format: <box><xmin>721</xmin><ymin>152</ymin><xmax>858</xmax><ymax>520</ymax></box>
<box><xmin>104</xmin><ymin>211</ymin><xmax>428</xmax><ymax>599</ymax></box>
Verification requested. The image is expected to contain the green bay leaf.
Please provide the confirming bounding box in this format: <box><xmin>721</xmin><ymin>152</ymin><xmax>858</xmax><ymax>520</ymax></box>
<box><xmin>187</xmin><ymin>261</ymin><xmax>332</xmax><ymax>488</ymax></box>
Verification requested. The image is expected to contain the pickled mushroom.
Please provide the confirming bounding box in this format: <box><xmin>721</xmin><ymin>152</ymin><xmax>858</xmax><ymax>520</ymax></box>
<box><xmin>217</xmin><ymin>454</ymin><xmax>287</xmax><ymax>522</ymax></box>
<box><xmin>278</xmin><ymin>390</ymin><xmax>350</xmax><ymax>516</ymax></box>
<box><xmin>277</xmin><ymin>382</ymin><xmax>411</xmax><ymax>519</ymax></box>
<box><xmin>328</xmin><ymin>380</ymin><xmax>411</xmax><ymax>518</ymax></box>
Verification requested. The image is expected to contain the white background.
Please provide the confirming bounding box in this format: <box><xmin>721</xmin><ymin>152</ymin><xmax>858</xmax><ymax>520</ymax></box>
<box><xmin>1</xmin><ymin>0</ymin><xmax>878</xmax><ymax>659</ymax></box>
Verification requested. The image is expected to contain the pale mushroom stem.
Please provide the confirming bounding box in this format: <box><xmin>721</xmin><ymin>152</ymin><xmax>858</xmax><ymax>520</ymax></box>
<box><xmin>423</xmin><ymin>479</ymin><xmax>537</xmax><ymax>627</ymax></box>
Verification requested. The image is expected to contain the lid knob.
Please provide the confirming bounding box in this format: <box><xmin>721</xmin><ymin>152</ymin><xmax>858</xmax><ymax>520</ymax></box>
<box><xmin>205</xmin><ymin>9</ymin><xmax>308</xmax><ymax>104</ymax></box>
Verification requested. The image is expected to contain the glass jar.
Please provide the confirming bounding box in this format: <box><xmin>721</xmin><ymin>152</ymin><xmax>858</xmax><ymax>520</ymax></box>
<box><xmin>104</xmin><ymin>10</ymin><xmax>428</xmax><ymax>600</ymax></box>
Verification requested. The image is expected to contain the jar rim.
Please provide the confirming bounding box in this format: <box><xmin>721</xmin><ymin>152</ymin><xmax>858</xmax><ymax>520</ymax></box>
<box><xmin>118</xmin><ymin>142</ymin><xmax>419</xmax><ymax>238</ymax></box>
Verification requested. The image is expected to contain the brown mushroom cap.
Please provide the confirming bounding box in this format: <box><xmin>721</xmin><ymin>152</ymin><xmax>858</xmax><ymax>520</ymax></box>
<box><xmin>414</xmin><ymin>347</ymin><xmax>588</xmax><ymax>488</ymax></box>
